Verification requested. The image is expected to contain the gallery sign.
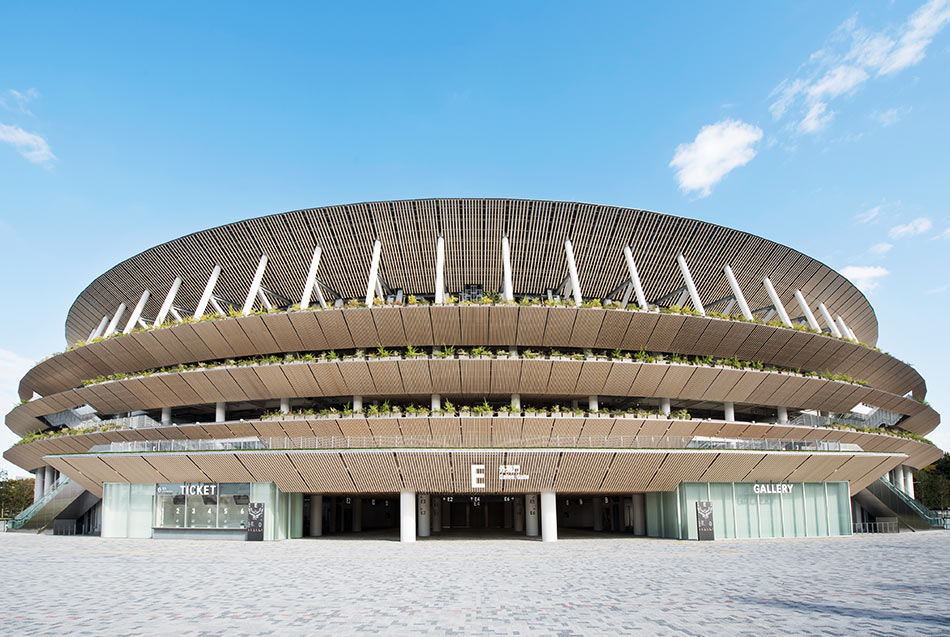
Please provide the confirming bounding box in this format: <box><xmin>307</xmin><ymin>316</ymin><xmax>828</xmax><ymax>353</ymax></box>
<box><xmin>753</xmin><ymin>483</ymin><xmax>795</xmax><ymax>495</ymax></box>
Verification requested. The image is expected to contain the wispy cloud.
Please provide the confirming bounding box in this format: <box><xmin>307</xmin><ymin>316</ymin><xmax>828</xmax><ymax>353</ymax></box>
<box><xmin>669</xmin><ymin>120</ymin><xmax>763</xmax><ymax>197</ymax></box>
<box><xmin>932</xmin><ymin>228</ymin><xmax>950</xmax><ymax>240</ymax></box>
<box><xmin>888</xmin><ymin>216</ymin><xmax>932</xmax><ymax>239</ymax></box>
<box><xmin>769</xmin><ymin>0</ymin><xmax>950</xmax><ymax>135</ymax></box>
<box><xmin>871</xmin><ymin>107</ymin><xmax>910</xmax><ymax>127</ymax></box>
<box><xmin>0</xmin><ymin>88</ymin><xmax>39</xmax><ymax>116</ymax></box>
<box><xmin>0</xmin><ymin>123</ymin><xmax>55</xmax><ymax>165</ymax></box>
<box><xmin>840</xmin><ymin>265</ymin><xmax>889</xmax><ymax>292</ymax></box>
<box><xmin>869</xmin><ymin>242</ymin><xmax>893</xmax><ymax>254</ymax></box>
<box><xmin>854</xmin><ymin>205</ymin><xmax>882</xmax><ymax>223</ymax></box>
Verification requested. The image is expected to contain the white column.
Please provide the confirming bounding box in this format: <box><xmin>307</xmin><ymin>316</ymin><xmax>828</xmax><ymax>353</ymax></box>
<box><xmin>593</xmin><ymin>497</ymin><xmax>603</xmax><ymax>531</ymax></box>
<box><xmin>501</xmin><ymin>235</ymin><xmax>514</xmax><ymax>302</ymax></box>
<box><xmin>588</xmin><ymin>395</ymin><xmax>599</xmax><ymax>413</ymax></box>
<box><xmin>793</xmin><ymin>290</ymin><xmax>820</xmax><ymax>331</ymax></box>
<box><xmin>122</xmin><ymin>290</ymin><xmax>151</xmax><ymax>334</ymax></box>
<box><xmin>564</xmin><ymin>240</ymin><xmax>583</xmax><ymax>306</ymax></box>
<box><xmin>514</xmin><ymin>496</ymin><xmax>524</xmax><ymax>532</ymax></box>
<box><xmin>89</xmin><ymin>315</ymin><xmax>110</xmax><ymax>341</ymax></box>
<box><xmin>724</xmin><ymin>402</ymin><xmax>735</xmax><ymax>422</ymax></box>
<box><xmin>622</xmin><ymin>246</ymin><xmax>649</xmax><ymax>310</ymax></box>
<box><xmin>430</xmin><ymin>394</ymin><xmax>440</xmax><ymax>412</ymax></box>
<box><xmin>45</xmin><ymin>466</ymin><xmax>56</xmax><ymax>495</ymax></box>
<box><xmin>417</xmin><ymin>493</ymin><xmax>430</xmax><ymax>538</ymax></box>
<box><xmin>676</xmin><ymin>253</ymin><xmax>705</xmax><ymax>315</ymax></box>
<box><xmin>904</xmin><ymin>466</ymin><xmax>915</xmax><ymax>499</ymax></box>
<box><xmin>352</xmin><ymin>497</ymin><xmax>362</xmax><ymax>532</ymax></box>
<box><xmin>33</xmin><ymin>468</ymin><xmax>44</xmax><ymax>502</ymax></box>
<box><xmin>526</xmin><ymin>494</ymin><xmax>539</xmax><ymax>537</ymax></box>
<box><xmin>300</xmin><ymin>245</ymin><xmax>324</xmax><ymax>310</ymax></box>
<box><xmin>818</xmin><ymin>303</ymin><xmax>843</xmax><ymax>337</ymax></box>
<box><xmin>310</xmin><ymin>495</ymin><xmax>323</xmax><ymax>536</ymax></box>
<box><xmin>153</xmin><ymin>277</ymin><xmax>183</xmax><ymax>327</ymax></box>
<box><xmin>257</xmin><ymin>288</ymin><xmax>273</xmax><ymax>311</ymax></box>
<box><xmin>836</xmin><ymin>316</ymin><xmax>856</xmax><ymax>341</ymax></box>
<box><xmin>660</xmin><ymin>398</ymin><xmax>671</xmax><ymax>416</ymax></box>
<box><xmin>193</xmin><ymin>265</ymin><xmax>222</xmax><ymax>318</ymax></box>
<box><xmin>364</xmin><ymin>239</ymin><xmax>382</xmax><ymax>306</ymax></box>
<box><xmin>723</xmin><ymin>265</ymin><xmax>753</xmax><ymax>320</ymax></box>
<box><xmin>242</xmin><ymin>254</ymin><xmax>269</xmax><ymax>316</ymax></box>
<box><xmin>161</xmin><ymin>407</ymin><xmax>172</xmax><ymax>426</ymax></box>
<box><xmin>632</xmin><ymin>493</ymin><xmax>646</xmax><ymax>536</ymax></box>
<box><xmin>400</xmin><ymin>491</ymin><xmax>416</xmax><ymax>542</ymax></box>
<box><xmin>435</xmin><ymin>235</ymin><xmax>446</xmax><ymax>304</ymax></box>
<box><xmin>215</xmin><ymin>402</ymin><xmax>226</xmax><ymax>423</ymax></box>
<box><xmin>431</xmin><ymin>497</ymin><xmax>441</xmax><ymax>533</ymax></box>
<box><xmin>777</xmin><ymin>406</ymin><xmax>788</xmax><ymax>424</ymax></box>
<box><xmin>541</xmin><ymin>490</ymin><xmax>557</xmax><ymax>542</ymax></box>
<box><xmin>353</xmin><ymin>395</ymin><xmax>363</xmax><ymax>413</ymax></box>
<box><xmin>103</xmin><ymin>303</ymin><xmax>127</xmax><ymax>337</ymax></box>
<box><xmin>279</xmin><ymin>398</ymin><xmax>291</xmax><ymax>415</ymax></box>
<box><xmin>762</xmin><ymin>277</ymin><xmax>792</xmax><ymax>327</ymax></box>
<box><xmin>511</xmin><ymin>394</ymin><xmax>521</xmax><ymax>410</ymax></box>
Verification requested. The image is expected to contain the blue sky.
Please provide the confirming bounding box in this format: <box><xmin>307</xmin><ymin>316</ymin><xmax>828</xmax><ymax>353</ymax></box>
<box><xmin>1</xmin><ymin>2</ymin><xmax>948</xmax><ymax>475</ymax></box>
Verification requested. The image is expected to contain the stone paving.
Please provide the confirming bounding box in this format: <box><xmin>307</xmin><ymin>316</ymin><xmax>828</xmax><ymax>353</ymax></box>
<box><xmin>1</xmin><ymin>530</ymin><xmax>948</xmax><ymax>635</ymax></box>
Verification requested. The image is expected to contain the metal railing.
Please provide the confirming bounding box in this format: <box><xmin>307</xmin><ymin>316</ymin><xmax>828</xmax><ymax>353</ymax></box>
<box><xmin>790</xmin><ymin>408</ymin><xmax>903</xmax><ymax>430</ymax></box>
<box><xmin>853</xmin><ymin>521</ymin><xmax>898</xmax><ymax>534</ymax></box>
<box><xmin>10</xmin><ymin>475</ymin><xmax>71</xmax><ymax>530</ymax></box>
<box><xmin>875</xmin><ymin>477</ymin><xmax>944</xmax><ymax>528</ymax></box>
<box><xmin>100</xmin><ymin>434</ymin><xmax>843</xmax><ymax>454</ymax></box>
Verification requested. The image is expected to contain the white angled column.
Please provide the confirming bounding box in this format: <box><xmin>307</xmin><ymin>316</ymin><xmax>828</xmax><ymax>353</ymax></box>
<box><xmin>280</xmin><ymin>398</ymin><xmax>291</xmax><ymax>414</ymax></box>
<box><xmin>660</xmin><ymin>398</ymin><xmax>671</xmax><ymax>416</ymax></box>
<box><xmin>762</xmin><ymin>277</ymin><xmax>792</xmax><ymax>327</ymax></box>
<box><xmin>45</xmin><ymin>466</ymin><xmax>55</xmax><ymax>495</ymax></box>
<box><xmin>540</xmin><ymin>490</ymin><xmax>557</xmax><ymax>542</ymax></box>
<box><xmin>632</xmin><ymin>493</ymin><xmax>646</xmax><ymax>536</ymax></box>
<box><xmin>835</xmin><ymin>316</ymin><xmax>854</xmax><ymax>341</ymax></box>
<box><xmin>161</xmin><ymin>407</ymin><xmax>172</xmax><ymax>426</ymax></box>
<box><xmin>310</xmin><ymin>495</ymin><xmax>323</xmax><ymax>536</ymax></box>
<box><xmin>525</xmin><ymin>494</ymin><xmax>539</xmax><ymax>537</ymax></box>
<box><xmin>501</xmin><ymin>235</ymin><xmax>514</xmax><ymax>302</ymax></box>
<box><xmin>588</xmin><ymin>395</ymin><xmax>599</xmax><ymax>412</ymax></box>
<box><xmin>33</xmin><ymin>469</ymin><xmax>44</xmax><ymax>502</ymax></box>
<box><xmin>123</xmin><ymin>290</ymin><xmax>151</xmax><ymax>334</ymax></box>
<box><xmin>904</xmin><ymin>466</ymin><xmax>915</xmax><ymax>499</ymax></box>
<box><xmin>723</xmin><ymin>265</ymin><xmax>753</xmax><ymax>320</ymax></box>
<box><xmin>215</xmin><ymin>402</ymin><xmax>226</xmax><ymax>423</ymax></box>
<box><xmin>435</xmin><ymin>235</ymin><xmax>446</xmax><ymax>304</ymax></box>
<box><xmin>193</xmin><ymin>265</ymin><xmax>222</xmax><ymax>318</ymax></box>
<box><xmin>622</xmin><ymin>246</ymin><xmax>649</xmax><ymax>310</ymax></box>
<box><xmin>777</xmin><ymin>406</ymin><xmax>788</xmax><ymax>424</ymax></box>
<box><xmin>242</xmin><ymin>254</ymin><xmax>269</xmax><ymax>316</ymax></box>
<box><xmin>430</xmin><ymin>394</ymin><xmax>440</xmax><ymax>412</ymax></box>
<box><xmin>724</xmin><ymin>402</ymin><xmax>735</xmax><ymax>422</ymax></box>
<box><xmin>364</xmin><ymin>239</ymin><xmax>382</xmax><ymax>306</ymax></box>
<box><xmin>417</xmin><ymin>493</ymin><xmax>430</xmax><ymax>537</ymax></box>
<box><xmin>676</xmin><ymin>253</ymin><xmax>705</xmax><ymax>315</ymax></box>
<box><xmin>818</xmin><ymin>303</ymin><xmax>842</xmax><ymax>337</ymax></box>
<box><xmin>793</xmin><ymin>290</ymin><xmax>820</xmax><ymax>331</ymax></box>
<box><xmin>564</xmin><ymin>240</ymin><xmax>583</xmax><ymax>306</ymax></box>
<box><xmin>353</xmin><ymin>395</ymin><xmax>363</xmax><ymax>413</ymax></box>
<box><xmin>400</xmin><ymin>490</ymin><xmax>417</xmax><ymax>542</ymax></box>
<box><xmin>300</xmin><ymin>245</ymin><xmax>324</xmax><ymax>309</ymax></box>
<box><xmin>154</xmin><ymin>278</ymin><xmax>182</xmax><ymax>327</ymax></box>
<box><xmin>89</xmin><ymin>315</ymin><xmax>110</xmax><ymax>341</ymax></box>
<box><xmin>103</xmin><ymin>303</ymin><xmax>127</xmax><ymax>337</ymax></box>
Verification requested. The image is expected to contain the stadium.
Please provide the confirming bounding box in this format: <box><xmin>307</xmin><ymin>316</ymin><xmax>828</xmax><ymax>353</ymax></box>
<box><xmin>5</xmin><ymin>198</ymin><xmax>944</xmax><ymax>541</ymax></box>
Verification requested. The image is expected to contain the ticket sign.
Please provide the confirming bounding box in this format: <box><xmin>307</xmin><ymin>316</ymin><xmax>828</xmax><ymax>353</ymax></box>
<box><xmin>696</xmin><ymin>501</ymin><xmax>714</xmax><ymax>541</ymax></box>
<box><xmin>247</xmin><ymin>502</ymin><xmax>265</xmax><ymax>541</ymax></box>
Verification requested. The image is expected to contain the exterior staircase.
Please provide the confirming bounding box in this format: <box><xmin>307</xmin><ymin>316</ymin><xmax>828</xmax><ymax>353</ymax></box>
<box><xmin>857</xmin><ymin>477</ymin><xmax>945</xmax><ymax>531</ymax></box>
<box><xmin>8</xmin><ymin>476</ymin><xmax>86</xmax><ymax>532</ymax></box>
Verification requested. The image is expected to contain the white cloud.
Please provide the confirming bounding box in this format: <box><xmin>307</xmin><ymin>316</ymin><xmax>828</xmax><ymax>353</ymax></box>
<box><xmin>669</xmin><ymin>119</ymin><xmax>763</xmax><ymax>197</ymax></box>
<box><xmin>888</xmin><ymin>216</ymin><xmax>932</xmax><ymax>239</ymax></box>
<box><xmin>840</xmin><ymin>265</ymin><xmax>890</xmax><ymax>292</ymax></box>
<box><xmin>869</xmin><ymin>242</ymin><xmax>893</xmax><ymax>254</ymax></box>
<box><xmin>854</xmin><ymin>205</ymin><xmax>882</xmax><ymax>223</ymax></box>
<box><xmin>807</xmin><ymin>65</ymin><xmax>869</xmax><ymax>101</ymax></box>
<box><xmin>0</xmin><ymin>123</ymin><xmax>55</xmax><ymax>164</ymax></box>
<box><xmin>871</xmin><ymin>107</ymin><xmax>909</xmax><ymax>127</ymax></box>
<box><xmin>0</xmin><ymin>88</ymin><xmax>40</xmax><ymax>116</ymax></box>
<box><xmin>879</xmin><ymin>0</ymin><xmax>950</xmax><ymax>74</ymax></box>
<box><xmin>931</xmin><ymin>227</ymin><xmax>950</xmax><ymax>239</ymax></box>
<box><xmin>798</xmin><ymin>102</ymin><xmax>833</xmax><ymax>133</ymax></box>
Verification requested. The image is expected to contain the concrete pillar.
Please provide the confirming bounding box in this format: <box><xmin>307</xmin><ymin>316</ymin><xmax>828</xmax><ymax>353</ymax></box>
<box><xmin>45</xmin><ymin>465</ymin><xmax>56</xmax><ymax>495</ymax></box>
<box><xmin>400</xmin><ymin>491</ymin><xmax>416</xmax><ymax>542</ymax></box>
<box><xmin>431</xmin><ymin>394</ymin><xmax>440</xmax><ymax>411</ymax></box>
<box><xmin>724</xmin><ymin>402</ymin><xmax>735</xmax><ymax>422</ymax></box>
<box><xmin>33</xmin><ymin>468</ymin><xmax>44</xmax><ymax>502</ymax></box>
<box><xmin>526</xmin><ymin>494</ymin><xmax>539</xmax><ymax>537</ymax></box>
<box><xmin>280</xmin><ymin>398</ymin><xmax>291</xmax><ymax>415</ymax></box>
<box><xmin>660</xmin><ymin>398</ymin><xmax>671</xmax><ymax>416</ymax></box>
<box><xmin>352</xmin><ymin>497</ymin><xmax>362</xmax><ymax>533</ymax></box>
<box><xmin>593</xmin><ymin>497</ymin><xmax>603</xmax><ymax>531</ymax></box>
<box><xmin>632</xmin><ymin>493</ymin><xmax>646</xmax><ymax>536</ymax></box>
<box><xmin>215</xmin><ymin>402</ymin><xmax>226</xmax><ymax>423</ymax></box>
<box><xmin>588</xmin><ymin>395</ymin><xmax>599</xmax><ymax>413</ymax></box>
<box><xmin>431</xmin><ymin>497</ymin><xmax>441</xmax><ymax>533</ymax></box>
<box><xmin>514</xmin><ymin>496</ymin><xmax>524</xmax><ymax>532</ymax></box>
<box><xmin>777</xmin><ymin>406</ymin><xmax>788</xmax><ymax>424</ymax></box>
<box><xmin>905</xmin><ymin>466</ymin><xmax>916</xmax><ymax>499</ymax></box>
<box><xmin>309</xmin><ymin>495</ymin><xmax>323</xmax><ymax>536</ymax></box>
<box><xmin>161</xmin><ymin>407</ymin><xmax>172</xmax><ymax>426</ymax></box>
<box><xmin>417</xmin><ymin>493</ymin><xmax>430</xmax><ymax>537</ymax></box>
<box><xmin>353</xmin><ymin>395</ymin><xmax>363</xmax><ymax>413</ymax></box>
<box><xmin>852</xmin><ymin>499</ymin><xmax>863</xmax><ymax>525</ymax></box>
<box><xmin>541</xmin><ymin>490</ymin><xmax>557</xmax><ymax>542</ymax></box>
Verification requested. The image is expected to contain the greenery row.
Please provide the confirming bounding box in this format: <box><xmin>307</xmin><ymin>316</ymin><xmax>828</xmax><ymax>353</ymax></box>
<box><xmin>13</xmin><ymin>412</ymin><xmax>932</xmax><ymax>448</ymax></box>
<box><xmin>75</xmin><ymin>346</ymin><xmax>872</xmax><ymax>389</ymax></box>
<box><xmin>51</xmin><ymin>295</ymin><xmax>883</xmax><ymax>360</ymax></box>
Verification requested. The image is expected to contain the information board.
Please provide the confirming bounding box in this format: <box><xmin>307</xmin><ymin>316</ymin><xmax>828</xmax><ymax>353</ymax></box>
<box><xmin>247</xmin><ymin>502</ymin><xmax>264</xmax><ymax>541</ymax></box>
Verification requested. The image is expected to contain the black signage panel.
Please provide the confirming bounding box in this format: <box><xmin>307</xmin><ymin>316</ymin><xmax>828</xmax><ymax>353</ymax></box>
<box><xmin>696</xmin><ymin>501</ymin><xmax>714</xmax><ymax>541</ymax></box>
<box><xmin>247</xmin><ymin>502</ymin><xmax>264</xmax><ymax>541</ymax></box>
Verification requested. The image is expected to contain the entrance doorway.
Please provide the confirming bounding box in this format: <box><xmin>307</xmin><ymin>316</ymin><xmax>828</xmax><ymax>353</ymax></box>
<box><xmin>434</xmin><ymin>495</ymin><xmax>522</xmax><ymax>536</ymax></box>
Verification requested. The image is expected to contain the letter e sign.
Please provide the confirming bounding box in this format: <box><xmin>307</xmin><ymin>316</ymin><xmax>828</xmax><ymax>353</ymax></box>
<box><xmin>471</xmin><ymin>464</ymin><xmax>486</xmax><ymax>489</ymax></box>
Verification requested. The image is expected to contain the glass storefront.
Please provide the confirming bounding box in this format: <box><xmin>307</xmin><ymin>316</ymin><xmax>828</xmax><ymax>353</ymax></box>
<box><xmin>154</xmin><ymin>483</ymin><xmax>251</xmax><ymax>530</ymax></box>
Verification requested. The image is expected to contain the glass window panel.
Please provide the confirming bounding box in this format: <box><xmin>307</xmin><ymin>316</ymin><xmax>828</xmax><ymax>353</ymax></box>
<box><xmin>101</xmin><ymin>483</ymin><xmax>130</xmax><ymax>538</ymax></box>
<box><xmin>710</xmin><ymin>483</ymin><xmax>734</xmax><ymax>539</ymax></box>
<box><xmin>128</xmin><ymin>484</ymin><xmax>154</xmax><ymax>538</ymax></box>
<box><xmin>187</xmin><ymin>492</ymin><xmax>218</xmax><ymax>528</ymax></box>
<box><xmin>646</xmin><ymin>493</ymin><xmax>661</xmax><ymax>538</ymax></box>
<box><xmin>734</xmin><ymin>483</ymin><xmax>758</xmax><ymax>538</ymax></box>
<box><xmin>662</xmin><ymin>490</ymin><xmax>679</xmax><ymax>539</ymax></box>
<box><xmin>805</xmin><ymin>483</ymin><xmax>826</xmax><ymax>536</ymax></box>
<box><xmin>218</xmin><ymin>484</ymin><xmax>250</xmax><ymax>529</ymax></box>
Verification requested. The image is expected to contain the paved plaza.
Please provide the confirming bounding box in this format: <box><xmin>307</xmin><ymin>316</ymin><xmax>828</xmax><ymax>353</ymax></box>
<box><xmin>1</xmin><ymin>530</ymin><xmax>948</xmax><ymax>635</ymax></box>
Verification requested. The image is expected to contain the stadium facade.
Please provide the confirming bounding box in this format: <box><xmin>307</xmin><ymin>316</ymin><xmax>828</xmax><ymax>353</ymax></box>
<box><xmin>6</xmin><ymin>199</ymin><xmax>944</xmax><ymax>541</ymax></box>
